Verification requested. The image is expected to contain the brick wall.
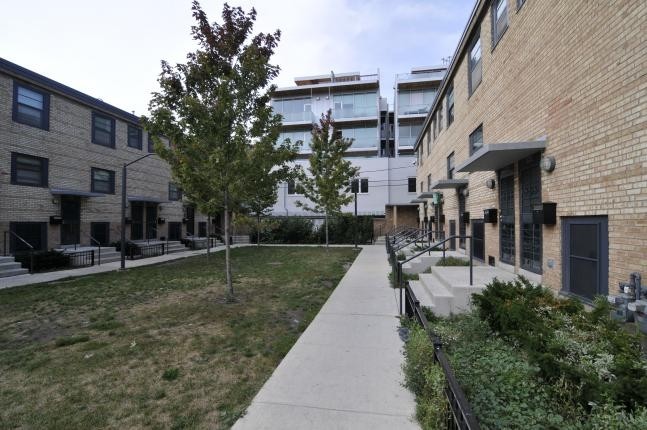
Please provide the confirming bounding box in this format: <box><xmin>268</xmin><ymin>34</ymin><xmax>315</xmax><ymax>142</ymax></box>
<box><xmin>416</xmin><ymin>0</ymin><xmax>647</xmax><ymax>292</ymax></box>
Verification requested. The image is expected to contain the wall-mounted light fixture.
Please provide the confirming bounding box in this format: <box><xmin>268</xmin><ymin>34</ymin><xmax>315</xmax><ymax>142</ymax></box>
<box><xmin>461</xmin><ymin>187</ymin><xmax>469</xmax><ymax>197</ymax></box>
<box><xmin>51</xmin><ymin>197</ymin><xmax>59</xmax><ymax>205</ymax></box>
<box><xmin>541</xmin><ymin>155</ymin><xmax>556</xmax><ymax>172</ymax></box>
<box><xmin>486</xmin><ymin>179</ymin><xmax>496</xmax><ymax>189</ymax></box>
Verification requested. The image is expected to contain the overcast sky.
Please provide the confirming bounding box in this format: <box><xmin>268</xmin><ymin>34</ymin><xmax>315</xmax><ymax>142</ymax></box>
<box><xmin>0</xmin><ymin>0</ymin><xmax>474</xmax><ymax>116</ymax></box>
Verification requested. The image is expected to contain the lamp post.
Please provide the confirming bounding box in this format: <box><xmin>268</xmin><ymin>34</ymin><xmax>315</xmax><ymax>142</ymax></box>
<box><xmin>121</xmin><ymin>153</ymin><xmax>155</xmax><ymax>270</ymax></box>
<box><xmin>354</xmin><ymin>189</ymin><xmax>358</xmax><ymax>249</ymax></box>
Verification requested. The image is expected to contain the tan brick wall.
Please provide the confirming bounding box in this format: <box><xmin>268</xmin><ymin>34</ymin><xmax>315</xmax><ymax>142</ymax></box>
<box><xmin>0</xmin><ymin>73</ymin><xmax>208</xmax><ymax>251</ymax></box>
<box><xmin>416</xmin><ymin>0</ymin><xmax>647</xmax><ymax>292</ymax></box>
<box><xmin>384</xmin><ymin>205</ymin><xmax>419</xmax><ymax>230</ymax></box>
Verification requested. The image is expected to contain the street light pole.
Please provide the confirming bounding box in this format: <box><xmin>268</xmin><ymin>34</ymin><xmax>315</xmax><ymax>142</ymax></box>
<box><xmin>120</xmin><ymin>153</ymin><xmax>155</xmax><ymax>270</ymax></box>
<box><xmin>354</xmin><ymin>190</ymin><xmax>358</xmax><ymax>249</ymax></box>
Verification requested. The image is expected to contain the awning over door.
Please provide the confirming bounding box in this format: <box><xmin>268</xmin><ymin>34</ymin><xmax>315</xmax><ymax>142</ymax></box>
<box><xmin>456</xmin><ymin>140</ymin><xmax>547</xmax><ymax>172</ymax></box>
<box><xmin>50</xmin><ymin>188</ymin><xmax>105</xmax><ymax>198</ymax></box>
<box><xmin>430</xmin><ymin>179</ymin><xmax>469</xmax><ymax>189</ymax></box>
<box><xmin>127</xmin><ymin>195</ymin><xmax>168</xmax><ymax>204</ymax></box>
<box><xmin>416</xmin><ymin>191</ymin><xmax>436</xmax><ymax>199</ymax></box>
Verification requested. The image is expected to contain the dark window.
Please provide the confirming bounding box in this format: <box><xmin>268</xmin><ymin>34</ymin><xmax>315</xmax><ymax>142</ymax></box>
<box><xmin>517</xmin><ymin>0</ymin><xmax>526</xmax><ymax>9</ymax></box>
<box><xmin>169</xmin><ymin>183</ymin><xmax>182</xmax><ymax>201</ymax></box>
<box><xmin>9</xmin><ymin>222</ymin><xmax>47</xmax><ymax>253</ymax></box>
<box><xmin>458</xmin><ymin>189</ymin><xmax>466</xmax><ymax>249</ymax></box>
<box><xmin>128</xmin><ymin>125</ymin><xmax>142</xmax><ymax>149</ymax></box>
<box><xmin>438</xmin><ymin>105</ymin><xmax>443</xmax><ymax>132</ymax></box>
<box><xmin>91</xmin><ymin>168</ymin><xmax>115</xmax><ymax>194</ymax></box>
<box><xmin>447</xmin><ymin>152</ymin><xmax>455</xmax><ymax>179</ymax></box>
<box><xmin>198</xmin><ymin>222</ymin><xmax>207</xmax><ymax>237</ymax></box>
<box><xmin>408</xmin><ymin>177</ymin><xmax>416</xmax><ymax>193</ymax></box>
<box><xmin>287</xmin><ymin>180</ymin><xmax>299</xmax><ymax>195</ymax></box>
<box><xmin>469</xmin><ymin>125</ymin><xmax>484</xmax><ymax>155</ymax></box>
<box><xmin>351</xmin><ymin>178</ymin><xmax>369</xmax><ymax>194</ymax></box>
<box><xmin>468</xmin><ymin>31</ymin><xmax>482</xmax><ymax>95</ymax></box>
<box><xmin>492</xmin><ymin>0</ymin><xmax>509</xmax><ymax>48</ymax></box>
<box><xmin>360</xmin><ymin>178</ymin><xmax>368</xmax><ymax>193</ymax></box>
<box><xmin>446</xmin><ymin>83</ymin><xmax>454</xmax><ymax>127</ymax></box>
<box><xmin>499</xmin><ymin>169</ymin><xmax>515</xmax><ymax>264</ymax></box>
<box><xmin>11</xmin><ymin>153</ymin><xmax>48</xmax><ymax>187</ymax></box>
<box><xmin>148</xmin><ymin>134</ymin><xmax>155</xmax><ymax>153</ymax></box>
<box><xmin>427</xmin><ymin>174</ymin><xmax>432</xmax><ymax>192</ymax></box>
<box><xmin>420</xmin><ymin>181</ymin><xmax>423</xmax><ymax>194</ymax></box>
<box><xmin>13</xmin><ymin>82</ymin><xmax>50</xmax><ymax>130</ymax></box>
<box><xmin>520</xmin><ymin>156</ymin><xmax>542</xmax><ymax>273</ymax></box>
<box><xmin>92</xmin><ymin>112</ymin><xmax>115</xmax><ymax>147</ymax></box>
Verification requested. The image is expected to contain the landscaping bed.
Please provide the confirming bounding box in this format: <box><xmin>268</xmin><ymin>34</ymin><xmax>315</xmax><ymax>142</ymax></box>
<box><xmin>403</xmin><ymin>277</ymin><xmax>647</xmax><ymax>429</ymax></box>
<box><xmin>0</xmin><ymin>246</ymin><xmax>358</xmax><ymax>429</ymax></box>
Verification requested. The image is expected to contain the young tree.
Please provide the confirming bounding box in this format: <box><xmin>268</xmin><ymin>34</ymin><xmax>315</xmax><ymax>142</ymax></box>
<box><xmin>142</xmin><ymin>1</ymin><xmax>283</xmax><ymax>299</ymax></box>
<box><xmin>296</xmin><ymin>111</ymin><xmax>359</xmax><ymax>247</ymax></box>
<box><xmin>243</xmin><ymin>115</ymin><xmax>300</xmax><ymax>245</ymax></box>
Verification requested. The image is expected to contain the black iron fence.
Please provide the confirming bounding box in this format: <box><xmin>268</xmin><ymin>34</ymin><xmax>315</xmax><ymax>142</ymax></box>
<box><xmin>66</xmin><ymin>250</ymin><xmax>95</xmax><ymax>267</ymax></box>
<box><xmin>128</xmin><ymin>242</ymin><xmax>165</xmax><ymax>260</ymax></box>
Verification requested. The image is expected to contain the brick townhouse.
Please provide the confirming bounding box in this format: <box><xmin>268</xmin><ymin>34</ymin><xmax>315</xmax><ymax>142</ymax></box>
<box><xmin>414</xmin><ymin>0</ymin><xmax>646</xmax><ymax>300</ymax></box>
<box><xmin>0</xmin><ymin>58</ymin><xmax>210</xmax><ymax>255</ymax></box>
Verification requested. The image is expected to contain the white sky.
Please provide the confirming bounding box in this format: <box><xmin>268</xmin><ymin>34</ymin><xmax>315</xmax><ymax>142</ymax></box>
<box><xmin>0</xmin><ymin>0</ymin><xmax>474</xmax><ymax>116</ymax></box>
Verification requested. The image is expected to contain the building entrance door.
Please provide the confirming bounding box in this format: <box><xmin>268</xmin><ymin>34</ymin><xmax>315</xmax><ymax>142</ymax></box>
<box><xmin>131</xmin><ymin>203</ymin><xmax>144</xmax><ymax>240</ymax></box>
<box><xmin>562</xmin><ymin>217</ymin><xmax>608</xmax><ymax>301</ymax></box>
<box><xmin>146</xmin><ymin>204</ymin><xmax>157</xmax><ymax>240</ymax></box>
<box><xmin>168</xmin><ymin>222</ymin><xmax>182</xmax><ymax>241</ymax></box>
<box><xmin>185</xmin><ymin>206</ymin><xmax>195</xmax><ymax>236</ymax></box>
<box><xmin>60</xmin><ymin>196</ymin><xmax>81</xmax><ymax>245</ymax></box>
<box><xmin>449</xmin><ymin>220</ymin><xmax>456</xmax><ymax>250</ymax></box>
<box><xmin>520</xmin><ymin>156</ymin><xmax>542</xmax><ymax>273</ymax></box>
<box><xmin>499</xmin><ymin>168</ymin><xmax>515</xmax><ymax>265</ymax></box>
<box><xmin>472</xmin><ymin>219</ymin><xmax>484</xmax><ymax>261</ymax></box>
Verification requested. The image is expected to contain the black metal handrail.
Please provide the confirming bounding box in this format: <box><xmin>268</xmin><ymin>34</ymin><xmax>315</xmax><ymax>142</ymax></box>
<box><xmin>128</xmin><ymin>242</ymin><xmax>165</xmax><ymax>260</ymax></box>
<box><xmin>389</xmin><ymin>228</ymin><xmax>424</xmax><ymax>251</ymax></box>
<box><xmin>89</xmin><ymin>236</ymin><xmax>101</xmax><ymax>266</ymax></box>
<box><xmin>392</xmin><ymin>230</ymin><xmax>434</xmax><ymax>254</ymax></box>
<box><xmin>3</xmin><ymin>230</ymin><xmax>34</xmax><ymax>273</ymax></box>
<box><xmin>65</xmin><ymin>249</ymin><xmax>95</xmax><ymax>267</ymax></box>
<box><xmin>404</xmin><ymin>283</ymin><xmax>481</xmax><ymax>429</ymax></box>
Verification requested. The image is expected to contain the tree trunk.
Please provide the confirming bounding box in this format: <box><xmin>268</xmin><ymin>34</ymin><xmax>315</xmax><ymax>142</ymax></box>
<box><xmin>325</xmin><ymin>210</ymin><xmax>329</xmax><ymax>250</ymax></box>
<box><xmin>224</xmin><ymin>190</ymin><xmax>234</xmax><ymax>298</ymax></box>
<box><xmin>257</xmin><ymin>214</ymin><xmax>261</xmax><ymax>246</ymax></box>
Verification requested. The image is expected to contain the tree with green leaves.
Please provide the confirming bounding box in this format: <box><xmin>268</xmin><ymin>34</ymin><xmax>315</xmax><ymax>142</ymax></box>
<box><xmin>296</xmin><ymin>111</ymin><xmax>359</xmax><ymax>247</ymax></box>
<box><xmin>142</xmin><ymin>1</ymin><xmax>286</xmax><ymax>299</ymax></box>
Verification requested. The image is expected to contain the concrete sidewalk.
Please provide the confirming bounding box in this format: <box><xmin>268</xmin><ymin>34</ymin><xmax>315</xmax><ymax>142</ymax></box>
<box><xmin>233</xmin><ymin>245</ymin><xmax>418</xmax><ymax>430</ymax></box>
<box><xmin>0</xmin><ymin>244</ymin><xmax>246</xmax><ymax>290</ymax></box>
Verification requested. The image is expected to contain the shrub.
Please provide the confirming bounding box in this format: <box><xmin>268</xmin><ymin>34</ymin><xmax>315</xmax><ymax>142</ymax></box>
<box><xmin>14</xmin><ymin>250</ymin><xmax>70</xmax><ymax>272</ymax></box>
<box><xmin>396</xmin><ymin>252</ymin><xmax>406</xmax><ymax>261</ymax></box>
<box><xmin>435</xmin><ymin>256</ymin><xmax>469</xmax><ymax>267</ymax></box>
<box><xmin>402</xmin><ymin>324</ymin><xmax>448</xmax><ymax>429</ymax></box>
<box><xmin>314</xmin><ymin>214</ymin><xmax>374</xmax><ymax>244</ymax></box>
<box><xmin>162</xmin><ymin>368</ymin><xmax>180</xmax><ymax>381</ymax></box>
<box><xmin>252</xmin><ymin>217</ymin><xmax>316</xmax><ymax>244</ymax></box>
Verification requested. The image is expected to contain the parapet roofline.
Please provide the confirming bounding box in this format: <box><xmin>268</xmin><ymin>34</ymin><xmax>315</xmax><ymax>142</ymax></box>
<box><xmin>274</xmin><ymin>78</ymin><xmax>380</xmax><ymax>94</ymax></box>
<box><xmin>410</xmin><ymin>65</ymin><xmax>447</xmax><ymax>73</ymax></box>
<box><xmin>0</xmin><ymin>57</ymin><xmax>140</xmax><ymax>125</ymax></box>
<box><xmin>294</xmin><ymin>71</ymin><xmax>362</xmax><ymax>85</ymax></box>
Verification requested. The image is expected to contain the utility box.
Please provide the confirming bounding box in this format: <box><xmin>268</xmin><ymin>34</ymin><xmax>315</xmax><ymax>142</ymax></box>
<box><xmin>462</xmin><ymin>211</ymin><xmax>470</xmax><ymax>224</ymax></box>
<box><xmin>484</xmin><ymin>208</ymin><xmax>498</xmax><ymax>224</ymax></box>
<box><xmin>532</xmin><ymin>202</ymin><xmax>557</xmax><ymax>225</ymax></box>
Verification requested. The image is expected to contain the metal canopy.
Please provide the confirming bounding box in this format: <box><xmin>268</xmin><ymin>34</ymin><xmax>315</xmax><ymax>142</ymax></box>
<box><xmin>417</xmin><ymin>191</ymin><xmax>436</xmax><ymax>199</ymax></box>
<box><xmin>431</xmin><ymin>179</ymin><xmax>469</xmax><ymax>189</ymax></box>
<box><xmin>410</xmin><ymin>198</ymin><xmax>426</xmax><ymax>204</ymax></box>
<box><xmin>50</xmin><ymin>188</ymin><xmax>105</xmax><ymax>198</ymax></box>
<box><xmin>456</xmin><ymin>141</ymin><xmax>547</xmax><ymax>172</ymax></box>
<box><xmin>127</xmin><ymin>195</ymin><xmax>168</xmax><ymax>204</ymax></box>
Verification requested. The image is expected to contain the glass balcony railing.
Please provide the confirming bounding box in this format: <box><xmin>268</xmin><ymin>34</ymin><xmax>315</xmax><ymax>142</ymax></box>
<box><xmin>399</xmin><ymin>136</ymin><xmax>417</xmax><ymax>147</ymax></box>
<box><xmin>350</xmin><ymin>138</ymin><xmax>378</xmax><ymax>149</ymax></box>
<box><xmin>332</xmin><ymin>106</ymin><xmax>378</xmax><ymax>120</ymax></box>
<box><xmin>278</xmin><ymin>111</ymin><xmax>316</xmax><ymax>123</ymax></box>
<box><xmin>398</xmin><ymin>103</ymin><xmax>431</xmax><ymax>116</ymax></box>
<box><xmin>396</xmin><ymin>71</ymin><xmax>445</xmax><ymax>82</ymax></box>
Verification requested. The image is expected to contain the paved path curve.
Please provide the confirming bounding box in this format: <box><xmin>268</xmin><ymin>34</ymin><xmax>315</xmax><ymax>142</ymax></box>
<box><xmin>233</xmin><ymin>245</ymin><xmax>418</xmax><ymax>430</ymax></box>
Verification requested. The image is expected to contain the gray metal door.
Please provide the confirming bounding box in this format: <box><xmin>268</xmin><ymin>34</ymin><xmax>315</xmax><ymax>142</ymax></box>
<box><xmin>60</xmin><ymin>196</ymin><xmax>80</xmax><ymax>245</ymax></box>
<box><xmin>499</xmin><ymin>169</ymin><xmax>515</xmax><ymax>264</ymax></box>
<box><xmin>520</xmin><ymin>156</ymin><xmax>542</xmax><ymax>273</ymax></box>
<box><xmin>449</xmin><ymin>220</ymin><xmax>456</xmax><ymax>250</ymax></box>
<box><xmin>472</xmin><ymin>219</ymin><xmax>484</xmax><ymax>261</ymax></box>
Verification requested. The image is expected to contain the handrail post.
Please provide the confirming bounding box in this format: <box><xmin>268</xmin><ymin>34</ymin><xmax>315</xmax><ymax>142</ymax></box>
<box><xmin>469</xmin><ymin>236</ymin><xmax>473</xmax><ymax>286</ymax></box>
<box><xmin>30</xmin><ymin>249</ymin><xmax>34</xmax><ymax>274</ymax></box>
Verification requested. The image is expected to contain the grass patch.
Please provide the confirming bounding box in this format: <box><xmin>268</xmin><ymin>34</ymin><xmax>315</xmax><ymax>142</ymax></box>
<box><xmin>0</xmin><ymin>246</ymin><xmax>358</xmax><ymax>429</ymax></box>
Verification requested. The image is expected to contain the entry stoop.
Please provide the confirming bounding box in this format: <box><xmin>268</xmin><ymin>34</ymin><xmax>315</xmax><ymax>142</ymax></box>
<box><xmin>412</xmin><ymin>266</ymin><xmax>520</xmax><ymax>316</ymax></box>
<box><xmin>0</xmin><ymin>256</ymin><xmax>29</xmax><ymax>278</ymax></box>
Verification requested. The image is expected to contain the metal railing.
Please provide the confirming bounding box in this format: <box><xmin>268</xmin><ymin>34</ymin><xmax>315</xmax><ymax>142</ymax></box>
<box><xmin>403</xmin><ymin>283</ymin><xmax>481</xmax><ymax>429</ymax></box>
<box><xmin>128</xmin><ymin>242</ymin><xmax>165</xmax><ymax>260</ymax></box>
<box><xmin>3</xmin><ymin>230</ymin><xmax>35</xmax><ymax>273</ymax></box>
<box><xmin>89</xmin><ymin>236</ymin><xmax>102</xmax><ymax>266</ymax></box>
<box><xmin>66</xmin><ymin>249</ymin><xmax>95</xmax><ymax>267</ymax></box>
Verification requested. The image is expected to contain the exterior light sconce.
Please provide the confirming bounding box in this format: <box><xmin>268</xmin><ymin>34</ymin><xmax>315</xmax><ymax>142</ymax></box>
<box><xmin>541</xmin><ymin>155</ymin><xmax>556</xmax><ymax>172</ymax></box>
<box><xmin>485</xmin><ymin>179</ymin><xmax>496</xmax><ymax>189</ymax></box>
<box><xmin>51</xmin><ymin>197</ymin><xmax>59</xmax><ymax>205</ymax></box>
<box><xmin>461</xmin><ymin>187</ymin><xmax>469</xmax><ymax>197</ymax></box>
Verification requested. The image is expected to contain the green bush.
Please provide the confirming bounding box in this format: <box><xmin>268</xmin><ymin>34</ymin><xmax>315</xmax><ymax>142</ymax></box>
<box><xmin>251</xmin><ymin>217</ymin><xmax>316</xmax><ymax>244</ymax></box>
<box><xmin>314</xmin><ymin>214</ymin><xmax>374</xmax><ymax>244</ymax></box>
<box><xmin>396</xmin><ymin>252</ymin><xmax>406</xmax><ymax>261</ymax></box>
<box><xmin>14</xmin><ymin>250</ymin><xmax>70</xmax><ymax>272</ymax></box>
<box><xmin>250</xmin><ymin>215</ymin><xmax>374</xmax><ymax>244</ymax></box>
<box><xmin>402</xmin><ymin>324</ymin><xmax>448</xmax><ymax>429</ymax></box>
<box><xmin>435</xmin><ymin>256</ymin><xmax>469</xmax><ymax>266</ymax></box>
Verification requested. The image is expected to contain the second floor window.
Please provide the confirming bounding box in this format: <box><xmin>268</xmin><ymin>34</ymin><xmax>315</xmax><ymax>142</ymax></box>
<box><xmin>447</xmin><ymin>83</ymin><xmax>455</xmax><ymax>127</ymax></box>
<box><xmin>427</xmin><ymin>174</ymin><xmax>432</xmax><ymax>191</ymax></box>
<box><xmin>492</xmin><ymin>0</ymin><xmax>509</xmax><ymax>47</ymax></box>
<box><xmin>438</xmin><ymin>106</ymin><xmax>443</xmax><ymax>132</ymax></box>
<box><xmin>469</xmin><ymin>125</ymin><xmax>484</xmax><ymax>155</ymax></box>
<box><xmin>287</xmin><ymin>180</ymin><xmax>303</xmax><ymax>195</ymax></box>
<box><xmin>351</xmin><ymin>178</ymin><xmax>369</xmax><ymax>194</ymax></box>
<box><xmin>13</xmin><ymin>82</ymin><xmax>50</xmax><ymax>130</ymax></box>
<box><xmin>447</xmin><ymin>152</ymin><xmax>455</xmax><ymax>179</ymax></box>
<box><xmin>91</xmin><ymin>168</ymin><xmax>115</xmax><ymax>194</ymax></box>
<box><xmin>468</xmin><ymin>31</ymin><xmax>482</xmax><ymax>95</ymax></box>
<box><xmin>92</xmin><ymin>112</ymin><xmax>115</xmax><ymax>148</ymax></box>
<box><xmin>128</xmin><ymin>125</ymin><xmax>142</xmax><ymax>149</ymax></box>
<box><xmin>408</xmin><ymin>177</ymin><xmax>416</xmax><ymax>193</ymax></box>
<box><xmin>169</xmin><ymin>183</ymin><xmax>182</xmax><ymax>201</ymax></box>
<box><xmin>11</xmin><ymin>153</ymin><xmax>48</xmax><ymax>187</ymax></box>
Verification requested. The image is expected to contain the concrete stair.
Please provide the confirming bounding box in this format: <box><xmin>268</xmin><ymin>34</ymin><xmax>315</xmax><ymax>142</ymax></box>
<box><xmin>374</xmin><ymin>236</ymin><xmax>386</xmax><ymax>245</ymax></box>
<box><xmin>411</xmin><ymin>266</ymin><xmax>520</xmax><ymax>316</ymax></box>
<box><xmin>0</xmin><ymin>256</ymin><xmax>29</xmax><ymax>278</ymax></box>
<box><xmin>402</xmin><ymin>250</ymin><xmax>468</xmax><ymax>274</ymax></box>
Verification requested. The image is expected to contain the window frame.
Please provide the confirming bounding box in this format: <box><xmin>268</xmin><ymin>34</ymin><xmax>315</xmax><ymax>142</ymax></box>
<box><xmin>168</xmin><ymin>182</ymin><xmax>182</xmax><ymax>201</ymax></box>
<box><xmin>91</xmin><ymin>112</ymin><xmax>116</xmax><ymax>148</ymax></box>
<box><xmin>408</xmin><ymin>177</ymin><xmax>417</xmax><ymax>193</ymax></box>
<box><xmin>469</xmin><ymin>124</ymin><xmax>484</xmax><ymax>155</ymax></box>
<box><xmin>287</xmin><ymin>179</ymin><xmax>303</xmax><ymax>196</ymax></box>
<box><xmin>351</xmin><ymin>178</ymin><xmax>369</xmax><ymax>194</ymax></box>
<box><xmin>12</xmin><ymin>81</ymin><xmax>50</xmax><ymax>130</ymax></box>
<box><xmin>446</xmin><ymin>83</ymin><xmax>455</xmax><ymax>127</ymax></box>
<box><xmin>491</xmin><ymin>0</ymin><xmax>509</xmax><ymax>50</ymax></box>
<box><xmin>127</xmin><ymin>125</ymin><xmax>143</xmax><ymax>150</ymax></box>
<box><xmin>427</xmin><ymin>174</ymin><xmax>432</xmax><ymax>192</ymax></box>
<box><xmin>11</xmin><ymin>152</ymin><xmax>49</xmax><ymax>187</ymax></box>
<box><xmin>90</xmin><ymin>167</ymin><xmax>116</xmax><ymax>194</ymax></box>
<box><xmin>468</xmin><ymin>30</ymin><xmax>482</xmax><ymax>96</ymax></box>
<box><xmin>447</xmin><ymin>152</ymin><xmax>455</xmax><ymax>180</ymax></box>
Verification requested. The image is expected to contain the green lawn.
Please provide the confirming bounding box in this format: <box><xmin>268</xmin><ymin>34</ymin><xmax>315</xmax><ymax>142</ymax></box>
<box><xmin>0</xmin><ymin>246</ymin><xmax>359</xmax><ymax>429</ymax></box>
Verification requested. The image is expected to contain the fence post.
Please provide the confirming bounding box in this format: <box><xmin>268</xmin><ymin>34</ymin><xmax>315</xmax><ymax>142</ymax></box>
<box><xmin>29</xmin><ymin>250</ymin><xmax>34</xmax><ymax>274</ymax></box>
<box><xmin>91</xmin><ymin>250</ymin><xmax>95</xmax><ymax>266</ymax></box>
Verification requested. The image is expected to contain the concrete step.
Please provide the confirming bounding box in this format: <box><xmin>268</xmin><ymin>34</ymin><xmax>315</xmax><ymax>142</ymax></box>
<box><xmin>408</xmin><ymin>280</ymin><xmax>436</xmax><ymax>309</ymax></box>
<box><xmin>0</xmin><ymin>267</ymin><xmax>30</xmax><ymax>278</ymax></box>
<box><xmin>0</xmin><ymin>255</ymin><xmax>30</xmax><ymax>278</ymax></box>
<box><xmin>402</xmin><ymin>251</ymin><xmax>469</xmax><ymax>274</ymax></box>
<box><xmin>418</xmin><ymin>273</ymin><xmax>455</xmax><ymax>317</ymax></box>
<box><xmin>0</xmin><ymin>261</ymin><xmax>23</xmax><ymax>270</ymax></box>
<box><xmin>0</xmin><ymin>256</ymin><xmax>17</xmax><ymax>264</ymax></box>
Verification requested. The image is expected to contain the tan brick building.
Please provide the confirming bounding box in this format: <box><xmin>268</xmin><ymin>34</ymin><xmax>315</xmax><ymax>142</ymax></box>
<box><xmin>0</xmin><ymin>58</ymin><xmax>210</xmax><ymax>254</ymax></box>
<box><xmin>414</xmin><ymin>0</ymin><xmax>646</xmax><ymax>300</ymax></box>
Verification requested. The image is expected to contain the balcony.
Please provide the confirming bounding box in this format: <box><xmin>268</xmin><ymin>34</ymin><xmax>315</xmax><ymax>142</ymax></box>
<box><xmin>398</xmin><ymin>103</ymin><xmax>431</xmax><ymax>116</ymax></box>
<box><xmin>332</xmin><ymin>106</ymin><xmax>378</xmax><ymax>121</ymax></box>
<box><xmin>279</xmin><ymin>111</ymin><xmax>316</xmax><ymax>124</ymax></box>
<box><xmin>399</xmin><ymin>136</ymin><xmax>418</xmax><ymax>148</ymax></box>
<box><xmin>396</xmin><ymin>71</ymin><xmax>445</xmax><ymax>82</ymax></box>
